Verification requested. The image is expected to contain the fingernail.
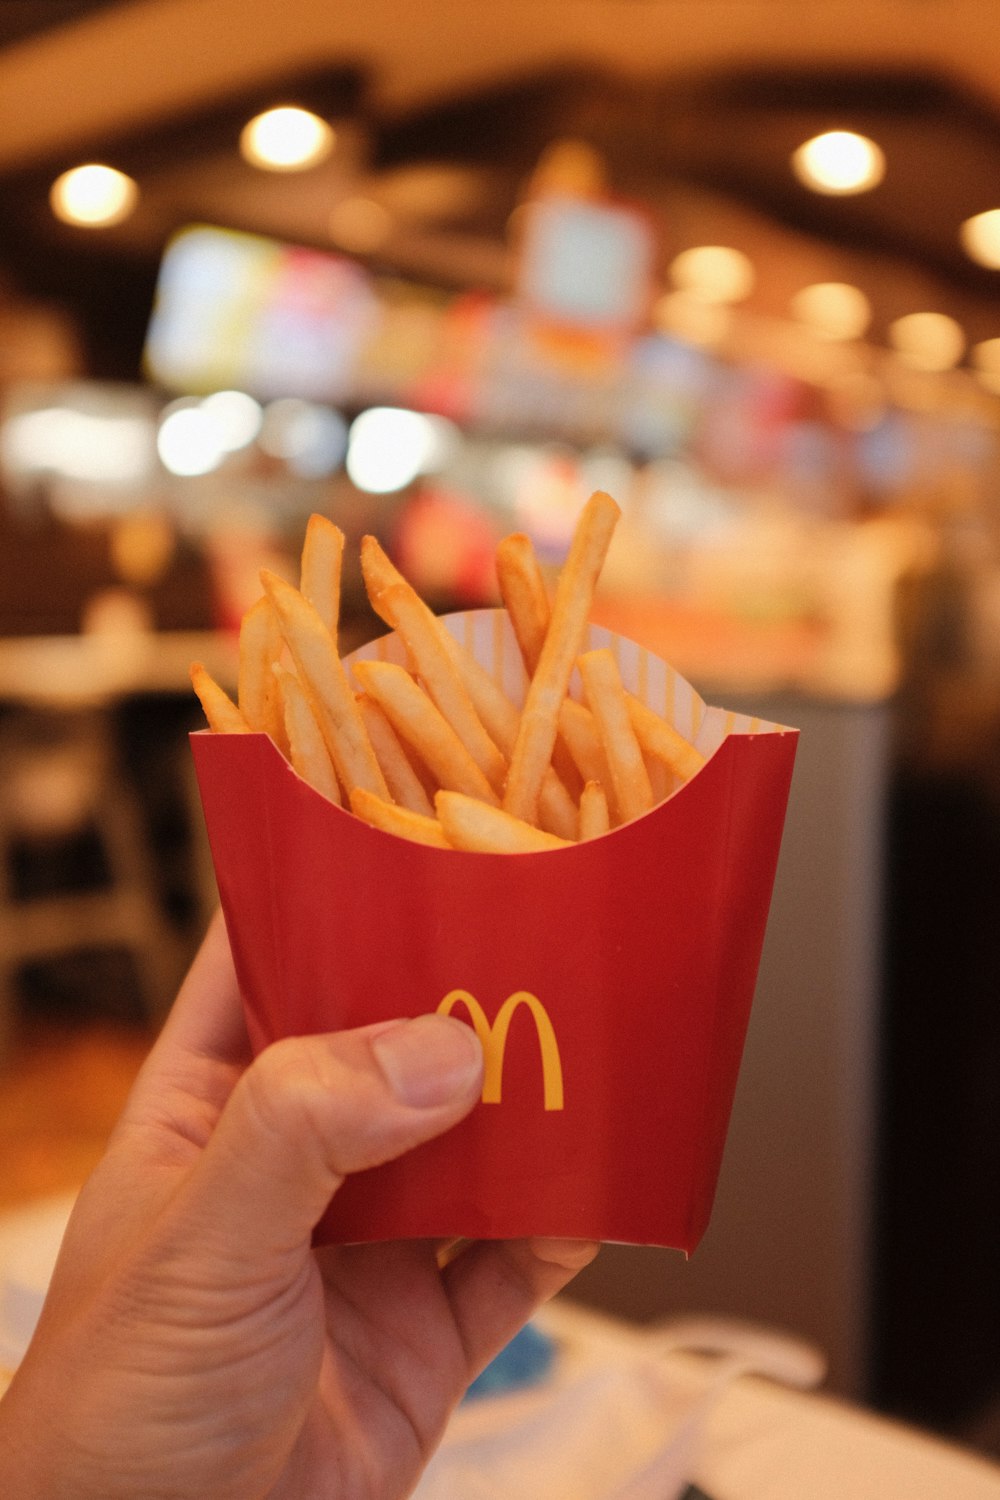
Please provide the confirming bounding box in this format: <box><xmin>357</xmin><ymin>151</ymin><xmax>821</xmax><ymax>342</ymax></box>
<box><xmin>372</xmin><ymin>1015</ymin><xmax>482</xmax><ymax>1108</ymax></box>
<box><xmin>530</xmin><ymin>1238</ymin><xmax>601</xmax><ymax>1270</ymax></box>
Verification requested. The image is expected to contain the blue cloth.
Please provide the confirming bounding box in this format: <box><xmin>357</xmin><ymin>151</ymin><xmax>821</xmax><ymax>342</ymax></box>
<box><xmin>463</xmin><ymin>1321</ymin><xmax>556</xmax><ymax>1401</ymax></box>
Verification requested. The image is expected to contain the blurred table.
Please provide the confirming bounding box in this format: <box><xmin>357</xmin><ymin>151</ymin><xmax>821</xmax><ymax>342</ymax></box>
<box><xmin>420</xmin><ymin>1301</ymin><xmax>1000</xmax><ymax>1500</ymax></box>
<box><xmin>0</xmin><ymin>630</ymin><xmax>238</xmax><ymax>709</ymax></box>
<box><xmin>0</xmin><ymin>632</ymin><xmax>238</xmax><ymax>1036</ymax></box>
<box><xmin>5</xmin><ymin>1207</ymin><xmax>997</xmax><ymax>1499</ymax></box>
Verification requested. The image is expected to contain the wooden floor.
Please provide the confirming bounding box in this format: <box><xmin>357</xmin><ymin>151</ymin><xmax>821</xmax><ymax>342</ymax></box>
<box><xmin>0</xmin><ymin>1022</ymin><xmax>153</xmax><ymax>1212</ymax></box>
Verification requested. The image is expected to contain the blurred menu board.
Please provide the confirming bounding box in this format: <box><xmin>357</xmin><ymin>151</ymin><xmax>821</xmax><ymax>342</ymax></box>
<box><xmin>516</xmin><ymin>194</ymin><xmax>655</xmax><ymax>341</ymax></box>
<box><xmin>144</xmin><ymin>225</ymin><xmax>377</xmax><ymax>402</ymax></box>
<box><xmin>142</xmin><ymin>223</ymin><xmax>698</xmax><ymax>451</ymax></box>
<box><xmin>140</xmin><ymin>223</ymin><xmax>999</xmax><ymax>513</ymax></box>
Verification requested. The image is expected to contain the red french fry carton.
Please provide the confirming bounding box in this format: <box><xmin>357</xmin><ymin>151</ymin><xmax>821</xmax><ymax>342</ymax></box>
<box><xmin>191</xmin><ymin>612</ymin><xmax>797</xmax><ymax>1253</ymax></box>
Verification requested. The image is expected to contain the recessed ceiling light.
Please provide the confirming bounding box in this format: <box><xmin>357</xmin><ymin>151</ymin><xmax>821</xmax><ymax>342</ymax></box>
<box><xmin>49</xmin><ymin>164</ymin><xmax>138</xmax><ymax>227</ymax></box>
<box><xmin>960</xmin><ymin>209</ymin><xmax>1000</xmax><ymax>270</ymax></box>
<box><xmin>790</xmin><ymin>282</ymin><xmax>872</xmax><ymax>342</ymax></box>
<box><xmin>888</xmin><ymin>312</ymin><xmax>965</xmax><ymax>372</ymax></box>
<box><xmin>668</xmin><ymin>245</ymin><xmax>754</xmax><ymax>304</ymax></box>
<box><xmin>792</xmin><ymin>131</ymin><xmax>885</xmax><ymax>195</ymax></box>
<box><xmin>240</xmin><ymin>106</ymin><xmax>334</xmax><ymax>171</ymax></box>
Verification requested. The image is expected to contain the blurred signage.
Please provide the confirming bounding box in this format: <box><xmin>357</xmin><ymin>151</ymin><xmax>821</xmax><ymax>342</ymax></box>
<box><xmin>0</xmin><ymin>382</ymin><xmax>159</xmax><ymax>508</ymax></box>
<box><xmin>516</xmin><ymin>194</ymin><xmax>656</xmax><ymax>360</ymax></box>
<box><xmin>143</xmin><ymin>225</ymin><xmax>377</xmax><ymax>402</ymax></box>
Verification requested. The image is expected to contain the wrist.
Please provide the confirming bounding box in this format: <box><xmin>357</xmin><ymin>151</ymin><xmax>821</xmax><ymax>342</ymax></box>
<box><xmin>0</xmin><ymin>1379</ymin><xmax>49</xmax><ymax>1500</ymax></box>
<box><xmin>0</xmin><ymin>1365</ymin><xmax>97</xmax><ymax>1500</ymax></box>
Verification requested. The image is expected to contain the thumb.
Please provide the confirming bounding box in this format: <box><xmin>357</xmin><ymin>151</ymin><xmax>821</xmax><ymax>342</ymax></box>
<box><xmin>175</xmin><ymin>1015</ymin><xmax>483</xmax><ymax>1264</ymax></box>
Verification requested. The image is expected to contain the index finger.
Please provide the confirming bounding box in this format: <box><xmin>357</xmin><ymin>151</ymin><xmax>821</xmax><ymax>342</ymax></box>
<box><xmin>157</xmin><ymin>909</ymin><xmax>250</xmax><ymax>1066</ymax></box>
<box><xmin>120</xmin><ymin>911</ymin><xmax>252</xmax><ymax>1137</ymax></box>
<box><xmin>442</xmin><ymin>1237</ymin><xmax>600</xmax><ymax>1382</ymax></box>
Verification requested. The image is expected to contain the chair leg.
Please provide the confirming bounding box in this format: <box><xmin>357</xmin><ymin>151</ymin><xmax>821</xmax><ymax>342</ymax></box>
<box><xmin>0</xmin><ymin>709</ymin><xmax>194</xmax><ymax>1037</ymax></box>
<box><xmin>0</xmin><ymin>970</ymin><xmax>17</xmax><ymax>1065</ymax></box>
<box><xmin>91</xmin><ymin>777</ymin><xmax>187</xmax><ymax>1028</ymax></box>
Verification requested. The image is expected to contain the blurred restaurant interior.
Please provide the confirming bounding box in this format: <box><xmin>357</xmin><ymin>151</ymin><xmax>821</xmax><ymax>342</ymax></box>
<box><xmin>2</xmin><ymin>0</ymin><xmax>1000</xmax><ymax>1473</ymax></box>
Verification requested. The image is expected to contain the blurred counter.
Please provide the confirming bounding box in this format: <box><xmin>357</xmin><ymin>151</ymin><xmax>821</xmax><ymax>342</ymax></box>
<box><xmin>0</xmin><ymin>630</ymin><xmax>237</xmax><ymax>709</ymax></box>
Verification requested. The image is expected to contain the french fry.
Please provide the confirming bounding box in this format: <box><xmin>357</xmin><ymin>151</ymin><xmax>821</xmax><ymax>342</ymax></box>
<box><xmin>558</xmin><ymin>697</ymin><xmax>613</xmax><ymax>797</ymax></box>
<box><xmin>492</xmin><ymin>525</ymin><xmax>701</xmax><ymax>822</ymax></box>
<box><xmin>371</xmin><ymin>582</ymin><xmax>507</xmax><ymax>794</ymax></box>
<box><xmin>535</xmin><ymin>769</ymin><xmax>580</xmax><ymax>841</ymax></box>
<box><xmin>261</xmin><ymin>569</ymin><xmax>389</xmax><ymax>801</ymax></box>
<box><xmin>238</xmin><ymin>596</ymin><xmax>287</xmax><ymax>750</ymax></box>
<box><xmin>362</xmin><ymin>532</ymin><xmax>520</xmax><ymax>748</ymax></box>
<box><xmin>361</xmin><ymin>533</ymin><xmax>578</xmax><ymax>839</ymax></box>
<box><xmin>362</xmin><ymin>534</ymin><xmax>517</xmax><ymax>745</ymax></box>
<box><xmin>356</xmin><ymin>692</ymin><xmax>434</xmax><ymax>816</ymax></box>
<box><xmin>300</xmin><ymin>514</ymin><xmax>345</xmax><ymax>642</ymax></box>
<box><xmin>350</xmin><ymin>787</ymin><xmax>450</xmax><ymax>848</ymax></box>
<box><xmin>504</xmin><ymin>491</ymin><xmax>621</xmax><ymax>824</ymax></box>
<box><xmin>579</xmin><ymin>779</ymin><xmax>610</xmax><ymax>840</ymax></box>
<box><xmin>437</xmin><ymin>641</ymin><xmax>579</xmax><ymax>837</ymax></box>
<box><xmin>496</xmin><ymin>530</ymin><xmax>583</xmax><ymax>799</ymax></box>
<box><xmin>191</xmin><ymin>663</ymin><xmax>249</xmax><ymax>734</ymax></box>
<box><xmin>359</xmin><ymin>531</ymin><xmax>408</xmax><ymax>599</ymax></box>
<box><xmin>578</xmin><ymin>648</ymin><xmax>654</xmax><ymax>825</ymax></box>
<box><xmin>495</xmin><ymin>531</ymin><xmax>550</xmax><ymax>675</ymax></box>
<box><xmin>280</xmin><ymin>666</ymin><xmax>342</xmax><ymax>805</ymax></box>
<box><xmin>626</xmin><ymin>694</ymin><xmax>707</xmax><ymax>783</ymax></box>
<box><xmin>436</xmin><ymin>791</ymin><xmax>573</xmax><ymax>854</ymax></box>
<box><xmin>352</xmin><ymin>659</ymin><xmax>501</xmax><ymax>806</ymax></box>
<box><xmin>195</xmin><ymin>501</ymin><xmax>707</xmax><ymax>853</ymax></box>
<box><xmin>643</xmin><ymin>751</ymin><xmax>674</xmax><ymax>806</ymax></box>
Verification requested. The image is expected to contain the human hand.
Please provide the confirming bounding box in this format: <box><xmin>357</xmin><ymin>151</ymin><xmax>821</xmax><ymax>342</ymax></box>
<box><xmin>0</xmin><ymin>913</ymin><xmax>598</xmax><ymax>1499</ymax></box>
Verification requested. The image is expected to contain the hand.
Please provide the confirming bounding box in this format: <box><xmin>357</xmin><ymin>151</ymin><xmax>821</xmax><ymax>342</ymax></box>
<box><xmin>0</xmin><ymin>913</ymin><xmax>598</xmax><ymax>1499</ymax></box>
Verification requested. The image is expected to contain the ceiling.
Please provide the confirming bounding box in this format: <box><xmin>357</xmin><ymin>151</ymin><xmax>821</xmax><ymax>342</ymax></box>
<box><xmin>3</xmin><ymin>0</ymin><xmax>1000</xmax><ymax>385</ymax></box>
<box><xmin>0</xmin><ymin>0</ymin><xmax>134</xmax><ymax>52</ymax></box>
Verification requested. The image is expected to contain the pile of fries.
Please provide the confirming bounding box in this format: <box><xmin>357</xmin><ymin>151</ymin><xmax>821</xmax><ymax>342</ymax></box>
<box><xmin>191</xmin><ymin>491</ymin><xmax>706</xmax><ymax>853</ymax></box>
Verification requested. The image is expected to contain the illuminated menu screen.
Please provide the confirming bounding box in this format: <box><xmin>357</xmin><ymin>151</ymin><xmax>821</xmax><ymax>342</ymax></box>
<box><xmin>144</xmin><ymin>224</ymin><xmax>377</xmax><ymax>401</ymax></box>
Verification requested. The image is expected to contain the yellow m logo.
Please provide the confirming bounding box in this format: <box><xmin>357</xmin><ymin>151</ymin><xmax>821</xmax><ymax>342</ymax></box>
<box><xmin>437</xmin><ymin>990</ymin><xmax>564</xmax><ymax>1111</ymax></box>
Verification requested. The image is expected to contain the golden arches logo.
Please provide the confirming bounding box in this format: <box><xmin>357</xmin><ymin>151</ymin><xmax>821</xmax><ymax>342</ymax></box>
<box><xmin>436</xmin><ymin>990</ymin><xmax>564</xmax><ymax>1111</ymax></box>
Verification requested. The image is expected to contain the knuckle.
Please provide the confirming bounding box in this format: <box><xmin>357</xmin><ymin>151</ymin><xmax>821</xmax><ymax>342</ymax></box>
<box><xmin>241</xmin><ymin>1035</ymin><xmax>330</xmax><ymax>1144</ymax></box>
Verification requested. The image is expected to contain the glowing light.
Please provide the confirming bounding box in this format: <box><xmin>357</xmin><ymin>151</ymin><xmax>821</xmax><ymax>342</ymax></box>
<box><xmin>49</xmin><ymin>164</ymin><xmax>138</xmax><ymax>227</ymax></box>
<box><xmin>157</xmin><ymin>405</ymin><xmax>227</xmax><ymax>476</ymax></box>
<box><xmin>790</xmin><ymin>282</ymin><xmax>872</xmax><ymax>341</ymax></box>
<box><xmin>328</xmin><ymin>197</ymin><xmax>392</xmax><ymax>254</ymax></box>
<box><xmin>653</xmin><ymin>291</ymin><xmax>730</xmax><ymax>349</ymax></box>
<box><xmin>668</xmin><ymin>245</ymin><xmax>754</xmax><ymax>304</ymax></box>
<box><xmin>960</xmin><ymin>209</ymin><xmax>1000</xmax><ymax>270</ymax></box>
<box><xmin>1</xmin><ymin>407</ymin><xmax>153</xmax><ymax>483</ymax></box>
<box><xmin>888</xmin><ymin>312</ymin><xmax>966</xmax><ymax>372</ymax></box>
<box><xmin>792</xmin><ymin>131</ymin><xmax>885</xmax><ymax>195</ymax></box>
<box><xmin>346</xmin><ymin>408</ymin><xmax>458</xmax><ymax>494</ymax></box>
<box><xmin>240</xmin><ymin>107</ymin><xmax>334</xmax><ymax>171</ymax></box>
<box><xmin>200</xmin><ymin>390</ymin><xmax>262</xmax><ymax>451</ymax></box>
<box><xmin>259</xmin><ymin>399</ymin><xmax>348</xmax><ymax>477</ymax></box>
